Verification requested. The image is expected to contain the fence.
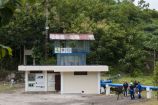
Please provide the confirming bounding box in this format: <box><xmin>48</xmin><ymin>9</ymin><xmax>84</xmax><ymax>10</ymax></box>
<box><xmin>100</xmin><ymin>81</ymin><xmax>158</xmax><ymax>99</ymax></box>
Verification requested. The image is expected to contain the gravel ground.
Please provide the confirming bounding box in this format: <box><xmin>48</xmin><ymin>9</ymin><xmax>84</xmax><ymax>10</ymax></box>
<box><xmin>0</xmin><ymin>89</ymin><xmax>147</xmax><ymax>105</ymax></box>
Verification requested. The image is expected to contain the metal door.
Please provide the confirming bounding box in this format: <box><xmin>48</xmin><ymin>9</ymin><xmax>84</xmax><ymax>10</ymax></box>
<box><xmin>47</xmin><ymin>74</ymin><xmax>55</xmax><ymax>91</ymax></box>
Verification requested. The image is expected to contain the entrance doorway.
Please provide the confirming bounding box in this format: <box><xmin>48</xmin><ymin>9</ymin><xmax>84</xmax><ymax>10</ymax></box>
<box><xmin>55</xmin><ymin>74</ymin><xmax>61</xmax><ymax>91</ymax></box>
<box><xmin>47</xmin><ymin>73</ymin><xmax>61</xmax><ymax>92</ymax></box>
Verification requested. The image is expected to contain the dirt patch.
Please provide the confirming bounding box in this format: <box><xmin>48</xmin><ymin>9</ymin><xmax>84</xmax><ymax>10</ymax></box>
<box><xmin>0</xmin><ymin>89</ymin><xmax>147</xmax><ymax>105</ymax></box>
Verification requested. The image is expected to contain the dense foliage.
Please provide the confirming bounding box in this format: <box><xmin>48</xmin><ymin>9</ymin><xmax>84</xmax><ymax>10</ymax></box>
<box><xmin>154</xmin><ymin>62</ymin><xmax>158</xmax><ymax>84</ymax></box>
<box><xmin>0</xmin><ymin>0</ymin><xmax>158</xmax><ymax>76</ymax></box>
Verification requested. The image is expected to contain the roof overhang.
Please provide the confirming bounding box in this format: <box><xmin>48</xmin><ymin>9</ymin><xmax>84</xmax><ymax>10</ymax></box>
<box><xmin>18</xmin><ymin>65</ymin><xmax>108</xmax><ymax>72</ymax></box>
<box><xmin>49</xmin><ymin>33</ymin><xmax>95</xmax><ymax>40</ymax></box>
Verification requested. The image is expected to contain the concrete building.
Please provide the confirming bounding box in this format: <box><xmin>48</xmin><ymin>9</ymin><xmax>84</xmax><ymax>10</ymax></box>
<box><xmin>18</xmin><ymin>34</ymin><xmax>108</xmax><ymax>94</ymax></box>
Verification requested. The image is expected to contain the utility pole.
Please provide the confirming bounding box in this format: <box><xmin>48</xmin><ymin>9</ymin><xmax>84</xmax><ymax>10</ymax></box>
<box><xmin>44</xmin><ymin>0</ymin><xmax>49</xmax><ymax>60</ymax></box>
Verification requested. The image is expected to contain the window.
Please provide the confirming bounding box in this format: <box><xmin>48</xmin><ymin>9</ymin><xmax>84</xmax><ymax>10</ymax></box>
<box><xmin>28</xmin><ymin>83</ymin><xmax>35</xmax><ymax>87</ymax></box>
<box><xmin>74</xmin><ymin>72</ymin><xmax>87</xmax><ymax>75</ymax></box>
<box><xmin>47</xmin><ymin>71</ymin><xmax>55</xmax><ymax>73</ymax></box>
<box><xmin>26</xmin><ymin>55</ymin><xmax>33</xmax><ymax>65</ymax></box>
<box><xmin>30</xmin><ymin>71</ymin><xmax>42</xmax><ymax>73</ymax></box>
<box><xmin>28</xmin><ymin>73</ymin><xmax>35</xmax><ymax>81</ymax></box>
<box><xmin>67</xmin><ymin>41</ymin><xmax>76</xmax><ymax>48</ymax></box>
<box><xmin>37</xmin><ymin>76</ymin><xmax>43</xmax><ymax>79</ymax></box>
<box><xmin>59</xmin><ymin>54</ymin><xmax>86</xmax><ymax>66</ymax></box>
<box><xmin>60</xmin><ymin>41</ymin><xmax>65</xmax><ymax>47</ymax></box>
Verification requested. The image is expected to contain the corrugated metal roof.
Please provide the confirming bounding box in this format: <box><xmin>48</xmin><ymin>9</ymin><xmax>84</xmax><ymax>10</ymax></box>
<box><xmin>49</xmin><ymin>34</ymin><xmax>95</xmax><ymax>40</ymax></box>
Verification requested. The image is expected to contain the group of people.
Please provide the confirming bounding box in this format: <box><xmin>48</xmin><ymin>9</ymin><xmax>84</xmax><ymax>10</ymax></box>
<box><xmin>123</xmin><ymin>81</ymin><xmax>142</xmax><ymax>100</ymax></box>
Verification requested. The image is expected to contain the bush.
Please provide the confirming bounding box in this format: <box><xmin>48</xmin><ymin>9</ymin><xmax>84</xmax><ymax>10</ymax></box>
<box><xmin>0</xmin><ymin>70</ymin><xmax>10</xmax><ymax>81</ymax></box>
<box><xmin>40</xmin><ymin>57</ymin><xmax>56</xmax><ymax>65</ymax></box>
<box><xmin>131</xmin><ymin>69</ymin><xmax>143</xmax><ymax>77</ymax></box>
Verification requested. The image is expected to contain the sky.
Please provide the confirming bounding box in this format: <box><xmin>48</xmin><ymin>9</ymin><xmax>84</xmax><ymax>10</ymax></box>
<box><xmin>134</xmin><ymin>0</ymin><xmax>158</xmax><ymax>10</ymax></box>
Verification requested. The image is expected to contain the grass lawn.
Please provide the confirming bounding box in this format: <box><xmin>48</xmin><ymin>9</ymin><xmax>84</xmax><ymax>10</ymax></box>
<box><xmin>0</xmin><ymin>83</ymin><xmax>22</xmax><ymax>93</ymax></box>
<box><xmin>112</xmin><ymin>75</ymin><xmax>154</xmax><ymax>86</ymax></box>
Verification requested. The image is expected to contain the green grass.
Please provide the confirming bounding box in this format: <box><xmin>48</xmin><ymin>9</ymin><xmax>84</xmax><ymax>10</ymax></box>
<box><xmin>112</xmin><ymin>76</ymin><xmax>154</xmax><ymax>86</ymax></box>
<box><xmin>0</xmin><ymin>83</ymin><xmax>19</xmax><ymax>93</ymax></box>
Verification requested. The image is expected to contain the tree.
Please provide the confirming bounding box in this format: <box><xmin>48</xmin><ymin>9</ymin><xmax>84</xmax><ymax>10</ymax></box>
<box><xmin>0</xmin><ymin>0</ymin><xmax>158</xmax><ymax>76</ymax></box>
<box><xmin>0</xmin><ymin>0</ymin><xmax>22</xmax><ymax>26</ymax></box>
<box><xmin>0</xmin><ymin>0</ymin><xmax>35</xmax><ymax>69</ymax></box>
<box><xmin>153</xmin><ymin>62</ymin><xmax>158</xmax><ymax>100</ymax></box>
<box><xmin>0</xmin><ymin>0</ymin><xmax>37</xmax><ymax>26</ymax></box>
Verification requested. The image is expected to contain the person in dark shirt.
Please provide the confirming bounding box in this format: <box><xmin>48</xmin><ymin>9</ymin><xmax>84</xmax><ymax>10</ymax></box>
<box><xmin>129</xmin><ymin>82</ymin><xmax>135</xmax><ymax>100</ymax></box>
<box><xmin>123</xmin><ymin>81</ymin><xmax>128</xmax><ymax>96</ymax></box>
<box><xmin>134</xmin><ymin>80</ymin><xmax>138</xmax><ymax>88</ymax></box>
<box><xmin>137</xmin><ymin>82</ymin><xmax>142</xmax><ymax>99</ymax></box>
<box><xmin>133</xmin><ymin>80</ymin><xmax>138</xmax><ymax>95</ymax></box>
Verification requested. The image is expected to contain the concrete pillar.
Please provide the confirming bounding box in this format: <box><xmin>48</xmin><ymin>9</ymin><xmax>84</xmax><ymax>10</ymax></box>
<box><xmin>60</xmin><ymin>72</ymin><xmax>63</xmax><ymax>94</ymax></box>
<box><xmin>146</xmin><ymin>87</ymin><xmax>152</xmax><ymax>99</ymax></box>
<box><xmin>97</xmin><ymin>72</ymin><xmax>101</xmax><ymax>94</ymax></box>
<box><xmin>106</xmin><ymin>84</ymin><xmax>110</xmax><ymax>95</ymax></box>
<box><xmin>44</xmin><ymin>71</ymin><xmax>48</xmax><ymax>91</ymax></box>
<box><xmin>25</xmin><ymin>71</ymin><xmax>29</xmax><ymax>92</ymax></box>
<box><xmin>100</xmin><ymin>87</ymin><xmax>105</xmax><ymax>94</ymax></box>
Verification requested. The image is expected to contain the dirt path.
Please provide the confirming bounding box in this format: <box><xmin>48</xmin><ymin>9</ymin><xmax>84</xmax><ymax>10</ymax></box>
<box><xmin>0</xmin><ymin>89</ymin><xmax>146</xmax><ymax>105</ymax></box>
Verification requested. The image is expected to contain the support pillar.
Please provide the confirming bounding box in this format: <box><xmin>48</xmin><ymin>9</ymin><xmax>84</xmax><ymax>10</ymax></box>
<box><xmin>106</xmin><ymin>84</ymin><xmax>110</xmax><ymax>95</ymax></box>
<box><xmin>146</xmin><ymin>87</ymin><xmax>152</xmax><ymax>99</ymax></box>
<box><xmin>44</xmin><ymin>71</ymin><xmax>48</xmax><ymax>91</ymax></box>
<box><xmin>60</xmin><ymin>72</ymin><xmax>63</xmax><ymax>94</ymax></box>
<box><xmin>25</xmin><ymin>71</ymin><xmax>29</xmax><ymax>92</ymax></box>
<box><xmin>97</xmin><ymin>72</ymin><xmax>101</xmax><ymax>94</ymax></box>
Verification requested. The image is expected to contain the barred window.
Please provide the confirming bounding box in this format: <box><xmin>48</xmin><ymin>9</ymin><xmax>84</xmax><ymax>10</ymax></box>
<box><xmin>74</xmin><ymin>72</ymin><xmax>87</xmax><ymax>75</ymax></box>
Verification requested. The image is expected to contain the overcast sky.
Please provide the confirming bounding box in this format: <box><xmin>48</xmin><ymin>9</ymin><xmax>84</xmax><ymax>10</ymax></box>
<box><xmin>134</xmin><ymin>0</ymin><xmax>158</xmax><ymax>10</ymax></box>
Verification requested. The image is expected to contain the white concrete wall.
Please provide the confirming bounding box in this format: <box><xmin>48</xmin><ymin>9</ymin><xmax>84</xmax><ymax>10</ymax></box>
<box><xmin>27</xmin><ymin>72</ymin><xmax>46</xmax><ymax>92</ymax></box>
<box><xmin>62</xmin><ymin>72</ymin><xmax>99</xmax><ymax>94</ymax></box>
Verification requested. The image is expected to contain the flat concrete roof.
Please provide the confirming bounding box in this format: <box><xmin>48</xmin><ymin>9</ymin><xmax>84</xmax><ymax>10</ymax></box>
<box><xmin>18</xmin><ymin>65</ymin><xmax>108</xmax><ymax>72</ymax></box>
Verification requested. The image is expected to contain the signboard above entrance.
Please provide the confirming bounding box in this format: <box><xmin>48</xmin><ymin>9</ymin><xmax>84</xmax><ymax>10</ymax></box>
<box><xmin>55</xmin><ymin>48</ymin><xmax>72</xmax><ymax>53</ymax></box>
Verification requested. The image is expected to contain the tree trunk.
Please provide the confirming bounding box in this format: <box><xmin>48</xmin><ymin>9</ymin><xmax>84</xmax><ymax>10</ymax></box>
<box><xmin>44</xmin><ymin>0</ymin><xmax>49</xmax><ymax>60</ymax></box>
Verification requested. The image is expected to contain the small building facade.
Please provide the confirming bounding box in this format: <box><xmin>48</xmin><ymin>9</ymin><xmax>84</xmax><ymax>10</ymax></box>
<box><xmin>18</xmin><ymin>34</ymin><xmax>108</xmax><ymax>94</ymax></box>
